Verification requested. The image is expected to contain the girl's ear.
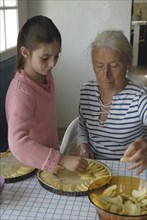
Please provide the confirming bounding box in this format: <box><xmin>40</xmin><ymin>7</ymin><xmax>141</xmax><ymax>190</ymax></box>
<box><xmin>20</xmin><ymin>46</ymin><xmax>30</xmax><ymax>59</ymax></box>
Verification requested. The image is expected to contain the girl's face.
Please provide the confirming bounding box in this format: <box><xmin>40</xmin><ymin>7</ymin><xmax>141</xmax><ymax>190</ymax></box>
<box><xmin>92</xmin><ymin>47</ymin><xmax>131</xmax><ymax>91</ymax></box>
<box><xmin>21</xmin><ymin>41</ymin><xmax>61</xmax><ymax>83</ymax></box>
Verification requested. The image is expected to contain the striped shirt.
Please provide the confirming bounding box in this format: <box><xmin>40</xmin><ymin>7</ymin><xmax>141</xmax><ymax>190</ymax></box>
<box><xmin>76</xmin><ymin>79</ymin><xmax>147</xmax><ymax>160</ymax></box>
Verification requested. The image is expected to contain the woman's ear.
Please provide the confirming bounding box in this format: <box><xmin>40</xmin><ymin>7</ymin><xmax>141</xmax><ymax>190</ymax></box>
<box><xmin>127</xmin><ymin>62</ymin><xmax>132</xmax><ymax>71</ymax></box>
<box><xmin>20</xmin><ymin>46</ymin><xmax>30</xmax><ymax>59</ymax></box>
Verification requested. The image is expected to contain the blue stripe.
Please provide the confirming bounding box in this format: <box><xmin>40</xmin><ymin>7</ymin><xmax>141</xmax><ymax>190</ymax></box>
<box><xmin>77</xmin><ymin>80</ymin><xmax>147</xmax><ymax>159</ymax></box>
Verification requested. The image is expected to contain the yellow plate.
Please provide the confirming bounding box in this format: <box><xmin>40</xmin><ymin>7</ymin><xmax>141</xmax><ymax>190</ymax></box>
<box><xmin>37</xmin><ymin>159</ymin><xmax>111</xmax><ymax>196</ymax></box>
<box><xmin>0</xmin><ymin>151</ymin><xmax>36</xmax><ymax>183</ymax></box>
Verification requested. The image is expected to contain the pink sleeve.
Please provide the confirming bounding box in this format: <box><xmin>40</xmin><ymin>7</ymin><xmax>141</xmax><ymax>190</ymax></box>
<box><xmin>42</xmin><ymin>148</ymin><xmax>61</xmax><ymax>173</ymax></box>
<box><xmin>6</xmin><ymin>83</ymin><xmax>61</xmax><ymax>173</ymax></box>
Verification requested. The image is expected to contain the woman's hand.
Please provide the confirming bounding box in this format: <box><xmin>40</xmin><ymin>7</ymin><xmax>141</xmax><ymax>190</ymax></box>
<box><xmin>124</xmin><ymin>138</ymin><xmax>147</xmax><ymax>175</ymax></box>
<box><xmin>59</xmin><ymin>155</ymin><xmax>89</xmax><ymax>173</ymax></box>
<box><xmin>77</xmin><ymin>143</ymin><xmax>94</xmax><ymax>158</ymax></box>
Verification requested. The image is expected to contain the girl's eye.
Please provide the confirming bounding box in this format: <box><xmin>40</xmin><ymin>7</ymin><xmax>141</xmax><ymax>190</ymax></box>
<box><xmin>42</xmin><ymin>58</ymin><xmax>48</xmax><ymax>62</ymax></box>
<box><xmin>55</xmin><ymin>55</ymin><xmax>59</xmax><ymax>60</ymax></box>
<box><xmin>41</xmin><ymin>57</ymin><xmax>48</xmax><ymax>61</ymax></box>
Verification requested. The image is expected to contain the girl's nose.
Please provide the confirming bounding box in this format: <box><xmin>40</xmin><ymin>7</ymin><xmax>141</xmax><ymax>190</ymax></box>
<box><xmin>48</xmin><ymin>57</ymin><xmax>56</xmax><ymax>68</ymax></box>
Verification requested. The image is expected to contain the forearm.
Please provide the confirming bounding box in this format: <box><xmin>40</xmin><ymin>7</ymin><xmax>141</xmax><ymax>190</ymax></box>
<box><xmin>76</xmin><ymin>114</ymin><xmax>88</xmax><ymax>146</ymax></box>
<box><xmin>8</xmin><ymin>130</ymin><xmax>61</xmax><ymax>173</ymax></box>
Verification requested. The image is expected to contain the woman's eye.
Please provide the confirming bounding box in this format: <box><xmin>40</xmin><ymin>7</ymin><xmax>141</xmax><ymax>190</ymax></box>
<box><xmin>110</xmin><ymin>62</ymin><xmax>119</xmax><ymax>68</ymax></box>
<box><xmin>96</xmin><ymin>63</ymin><xmax>103</xmax><ymax>68</ymax></box>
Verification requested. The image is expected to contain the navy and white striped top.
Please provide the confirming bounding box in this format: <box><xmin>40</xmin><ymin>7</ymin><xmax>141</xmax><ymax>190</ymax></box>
<box><xmin>76</xmin><ymin>79</ymin><xmax>147</xmax><ymax>160</ymax></box>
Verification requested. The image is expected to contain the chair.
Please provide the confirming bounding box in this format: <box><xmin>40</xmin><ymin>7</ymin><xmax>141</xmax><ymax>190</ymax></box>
<box><xmin>60</xmin><ymin>117</ymin><xmax>79</xmax><ymax>154</ymax></box>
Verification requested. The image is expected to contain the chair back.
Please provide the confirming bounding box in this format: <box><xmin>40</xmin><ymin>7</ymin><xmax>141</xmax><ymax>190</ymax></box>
<box><xmin>60</xmin><ymin>117</ymin><xmax>79</xmax><ymax>154</ymax></box>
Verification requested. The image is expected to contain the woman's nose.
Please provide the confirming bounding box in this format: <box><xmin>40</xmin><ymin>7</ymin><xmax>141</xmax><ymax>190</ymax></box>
<box><xmin>103</xmin><ymin>65</ymin><xmax>110</xmax><ymax>78</ymax></box>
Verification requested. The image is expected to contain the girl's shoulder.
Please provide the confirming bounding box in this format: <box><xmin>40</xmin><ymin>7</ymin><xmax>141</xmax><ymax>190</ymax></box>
<box><xmin>10</xmin><ymin>71</ymin><xmax>35</xmax><ymax>96</ymax></box>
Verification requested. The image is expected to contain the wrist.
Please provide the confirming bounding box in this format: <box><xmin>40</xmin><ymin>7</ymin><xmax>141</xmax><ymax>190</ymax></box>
<box><xmin>58</xmin><ymin>154</ymin><xmax>66</xmax><ymax>167</ymax></box>
<box><xmin>77</xmin><ymin>143</ymin><xmax>88</xmax><ymax>149</ymax></box>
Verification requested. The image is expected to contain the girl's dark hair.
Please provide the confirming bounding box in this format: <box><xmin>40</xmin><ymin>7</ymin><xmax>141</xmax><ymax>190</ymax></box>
<box><xmin>16</xmin><ymin>15</ymin><xmax>62</xmax><ymax>69</ymax></box>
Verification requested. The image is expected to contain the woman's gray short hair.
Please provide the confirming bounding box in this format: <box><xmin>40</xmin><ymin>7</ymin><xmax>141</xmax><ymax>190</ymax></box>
<box><xmin>91</xmin><ymin>30</ymin><xmax>133</xmax><ymax>64</ymax></box>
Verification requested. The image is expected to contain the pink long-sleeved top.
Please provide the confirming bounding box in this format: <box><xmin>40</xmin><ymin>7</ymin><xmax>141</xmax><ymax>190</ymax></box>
<box><xmin>5</xmin><ymin>69</ymin><xmax>61</xmax><ymax>173</ymax></box>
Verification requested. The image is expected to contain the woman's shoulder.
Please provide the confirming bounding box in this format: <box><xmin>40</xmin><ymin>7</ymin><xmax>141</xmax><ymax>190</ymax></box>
<box><xmin>126</xmin><ymin>80</ymin><xmax>147</xmax><ymax>95</ymax></box>
<box><xmin>80</xmin><ymin>79</ymin><xmax>98</xmax><ymax>90</ymax></box>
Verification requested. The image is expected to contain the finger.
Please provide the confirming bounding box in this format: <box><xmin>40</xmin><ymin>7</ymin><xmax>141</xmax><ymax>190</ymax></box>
<box><xmin>135</xmin><ymin>165</ymin><xmax>146</xmax><ymax>175</ymax></box>
<box><xmin>127</xmin><ymin>161</ymin><xmax>142</xmax><ymax>170</ymax></box>
<box><xmin>128</xmin><ymin>164</ymin><xmax>144</xmax><ymax>175</ymax></box>
<box><xmin>77</xmin><ymin>157</ymin><xmax>88</xmax><ymax>167</ymax></box>
<box><xmin>124</xmin><ymin>144</ymin><xmax>135</xmax><ymax>157</ymax></box>
<box><xmin>79</xmin><ymin>147</ymin><xmax>91</xmax><ymax>158</ymax></box>
<box><xmin>125</xmin><ymin>139</ymin><xmax>143</xmax><ymax>157</ymax></box>
<box><xmin>81</xmin><ymin>158</ymin><xmax>89</xmax><ymax>167</ymax></box>
<box><xmin>79</xmin><ymin>150</ymin><xmax>86</xmax><ymax>156</ymax></box>
<box><xmin>77</xmin><ymin>164</ymin><xmax>87</xmax><ymax>172</ymax></box>
<box><xmin>77</xmin><ymin>167</ymin><xmax>86</xmax><ymax>172</ymax></box>
<box><xmin>77</xmin><ymin>159</ymin><xmax>88</xmax><ymax>172</ymax></box>
<box><xmin>80</xmin><ymin>153</ymin><xmax>90</xmax><ymax>158</ymax></box>
<box><xmin>128</xmin><ymin>153</ymin><xmax>141</xmax><ymax>163</ymax></box>
<box><xmin>90</xmin><ymin>151</ymin><xmax>94</xmax><ymax>159</ymax></box>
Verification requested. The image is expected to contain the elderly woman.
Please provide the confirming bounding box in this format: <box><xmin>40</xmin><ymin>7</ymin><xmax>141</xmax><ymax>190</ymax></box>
<box><xmin>76</xmin><ymin>30</ymin><xmax>147</xmax><ymax>175</ymax></box>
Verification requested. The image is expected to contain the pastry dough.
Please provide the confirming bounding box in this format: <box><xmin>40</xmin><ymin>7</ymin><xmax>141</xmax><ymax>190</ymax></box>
<box><xmin>0</xmin><ymin>152</ymin><xmax>36</xmax><ymax>181</ymax></box>
<box><xmin>37</xmin><ymin>159</ymin><xmax>111</xmax><ymax>195</ymax></box>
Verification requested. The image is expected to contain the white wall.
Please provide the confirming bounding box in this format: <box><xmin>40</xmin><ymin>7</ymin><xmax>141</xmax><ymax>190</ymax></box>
<box><xmin>134</xmin><ymin>0</ymin><xmax>147</xmax><ymax>2</ymax></box>
<box><xmin>18</xmin><ymin>0</ymin><xmax>28</xmax><ymax>29</ymax></box>
<box><xmin>28</xmin><ymin>0</ymin><xmax>132</xmax><ymax>128</ymax></box>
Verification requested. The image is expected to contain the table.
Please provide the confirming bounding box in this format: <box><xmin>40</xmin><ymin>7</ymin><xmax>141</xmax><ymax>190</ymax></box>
<box><xmin>0</xmin><ymin>160</ymin><xmax>147</xmax><ymax>220</ymax></box>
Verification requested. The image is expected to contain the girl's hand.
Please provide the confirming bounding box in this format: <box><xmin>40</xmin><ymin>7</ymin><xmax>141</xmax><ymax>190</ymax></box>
<box><xmin>124</xmin><ymin>138</ymin><xmax>147</xmax><ymax>175</ymax></box>
<box><xmin>59</xmin><ymin>155</ymin><xmax>88</xmax><ymax>173</ymax></box>
<box><xmin>77</xmin><ymin>143</ymin><xmax>94</xmax><ymax>159</ymax></box>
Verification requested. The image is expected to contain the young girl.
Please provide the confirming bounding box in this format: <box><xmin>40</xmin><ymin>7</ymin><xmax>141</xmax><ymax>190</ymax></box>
<box><xmin>5</xmin><ymin>15</ymin><xmax>88</xmax><ymax>173</ymax></box>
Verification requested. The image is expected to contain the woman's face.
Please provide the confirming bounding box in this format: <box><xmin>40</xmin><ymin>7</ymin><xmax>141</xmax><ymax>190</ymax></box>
<box><xmin>21</xmin><ymin>41</ymin><xmax>61</xmax><ymax>82</ymax></box>
<box><xmin>92</xmin><ymin>47</ymin><xmax>131</xmax><ymax>90</ymax></box>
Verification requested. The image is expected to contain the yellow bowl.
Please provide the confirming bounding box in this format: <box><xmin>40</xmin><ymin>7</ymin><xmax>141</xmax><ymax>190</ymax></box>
<box><xmin>88</xmin><ymin>176</ymin><xmax>147</xmax><ymax>220</ymax></box>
